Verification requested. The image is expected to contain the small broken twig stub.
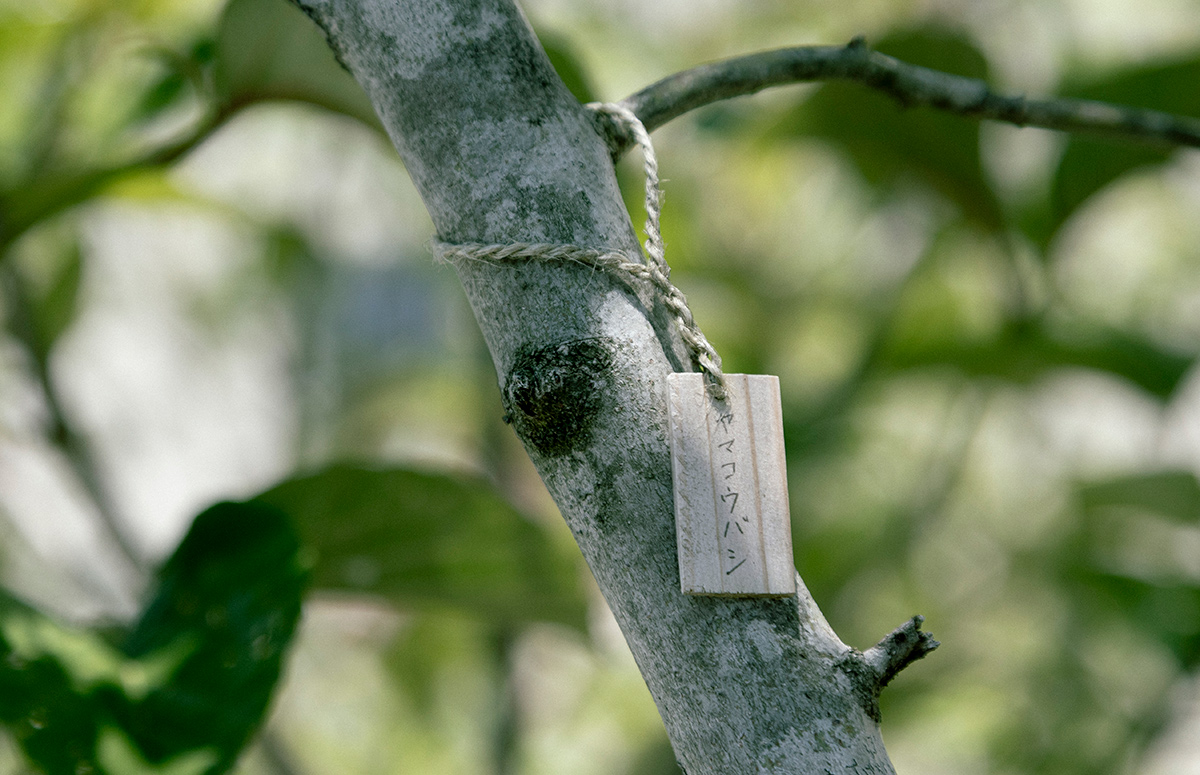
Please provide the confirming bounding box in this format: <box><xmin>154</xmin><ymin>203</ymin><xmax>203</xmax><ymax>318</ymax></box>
<box><xmin>839</xmin><ymin>615</ymin><xmax>941</xmax><ymax>722</ymax></box>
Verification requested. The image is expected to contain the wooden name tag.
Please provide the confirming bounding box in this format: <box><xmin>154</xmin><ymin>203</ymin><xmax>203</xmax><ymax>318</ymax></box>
<box><xmin>667</xmin><ymin>373</ymin><xmax>796</xmax><ymax>597</ymax></box>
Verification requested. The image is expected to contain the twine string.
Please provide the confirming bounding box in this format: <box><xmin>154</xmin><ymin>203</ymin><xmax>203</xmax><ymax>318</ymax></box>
<box><xmin>432</xmin><ymin>101</ymin><xmax>726</xmax><ymax>398</ymax></box>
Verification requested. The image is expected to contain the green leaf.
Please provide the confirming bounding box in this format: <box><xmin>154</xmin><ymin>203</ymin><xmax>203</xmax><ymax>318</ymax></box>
<box><xmin>0</xmin><ymin>590</ymin><xmax>111</xmax><ymax>775</ymax></box>
<box><xmin>1043</xmin><ymin>56</ymin><xmax>1200</xmax><ymax>245</ymax></box>
<box><xmin>881</xmin><ymin>315</ymin><xmax>1193</xmax><ymax>400</ymax></box>
<box><xmin>255</xmin><ymin>465</ymin><xmax>588</xmax><ymax>631</ymax></box>
<box><xmin>776</xmin><ymin>27</ymin><xmax>1005</xmax><ymax>230</ymax></box>
<box><xmin>538</xmin><ymin>30</ymin><xmax>597</xmax><ymax>104</ymax></box>
<box><xmin>1079</xmin><ymin>471</ymin><xmax>1200</xmax><ymax>523</ymax></box>
<box><xmin>95</xmin><ymin>727</ymin><xmax>217</xmax><ymax>775</ymax></box>
<box><xmin>0</xmin><ymin>503</ymin><xmax>306</xmax><ymax>775</ymax></box>
<box><xmin>214</xmin><ymin>0</ymin><xmax>383</xmax><ymax>131</ymax></box>
<box><xmin>0</xmin><ymin>591</ymin><xmax>187</xmax><ymax>774</ymax></box>
<box><xmin>130</xmin><ymin>39</ymin><xmax>216</xmax><ymax>128</ymax></box>
<box><xmin>115</xmin><ymin>501</ymin><xmax>309</xmax><ymax>774</ymax></box>
<box><xmin>1074</xmin><ymin>572</ymin><xmax>1200</xmax><ymax>669</ymax></box>
<box><xmin>134</xmin><ymin>72</ymin><xmax>189</xmax><ymax>123</ymax></box>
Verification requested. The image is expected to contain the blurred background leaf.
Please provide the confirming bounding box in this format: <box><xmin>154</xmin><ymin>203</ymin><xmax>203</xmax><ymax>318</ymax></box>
<box><xmin>0</xmin><ymin>502</ymin><xmax>306</xmax><ymax>775</ymax></box>
<box><xmin>115</xmin><ymin>501</ymin><xmax>308</xmax><ymax>774</ymax></box>
<box><xmin>256</xmin><ymin>465</ymin><xmax>588</xmax><ymax>632</ymax></box>
<box><xmin>1078</xmin><ymin>471</ymin><xmax>1200</xmax><ymax>523</ymax></box>
<box><xmin>538</xmin><ymin>30</ymin><xmax>598</xmax><ymax>104</ymax></box>
<box><xmin>1041</xmin><ymin>57</ymin><xmax>1200</xmax><ymax>247</ymax></box>
<box><xmin>0</xmin><ymin>589</ymin><xmax>118</xmax><ymax>775</ymax></box>
<box><xmin>774</xmin><ymin>27</ymin><xmax>1006</xmax><ymax>230</ymax></box>
<box><xmin>881</xmin><ymin>313</ymin><xmax>1194</xmax><ymax>400</ymax></box>
<box><xmin>3</xmin><ymin>1</ymin><xmax>1200</xmax><ymax>774</ymax></box>
<box><xmin>214</xmin><ymin>0</ymin><xmax>383</xmax><ymax>130</ymax></box>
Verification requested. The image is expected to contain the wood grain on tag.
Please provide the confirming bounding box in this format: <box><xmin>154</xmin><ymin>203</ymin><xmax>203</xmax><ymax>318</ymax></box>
<box><xmin>667</xmin><ymin>373</ymin><xmax>796</xmax><ymax>596</ymax></box>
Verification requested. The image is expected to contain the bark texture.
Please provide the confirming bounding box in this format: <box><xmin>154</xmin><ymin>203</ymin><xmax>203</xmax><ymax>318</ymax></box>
<box><xmin>292</xmin><ymin>0</ymin><xmax>917</xmax><ymax>771</ymax></box>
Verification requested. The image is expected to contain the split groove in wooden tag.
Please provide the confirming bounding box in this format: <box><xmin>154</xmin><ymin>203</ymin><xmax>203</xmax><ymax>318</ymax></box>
<box><xmin>667</xmin><ymin>373</ymin><xmax>796</xmax><ymax>597</ymax></box>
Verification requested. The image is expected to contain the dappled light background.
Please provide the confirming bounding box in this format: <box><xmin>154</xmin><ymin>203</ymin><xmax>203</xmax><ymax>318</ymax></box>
<box><xmin>2</xmin><ymin>0</ymin><xmax>1200</xmax><ymax>773</ymax></box>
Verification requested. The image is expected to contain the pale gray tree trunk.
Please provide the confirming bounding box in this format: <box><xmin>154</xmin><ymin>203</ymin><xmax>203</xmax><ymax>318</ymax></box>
<box><xmin>291</xmin><ymin>0</ymin><xmax>926</xmax><ymax>771</ymax></box>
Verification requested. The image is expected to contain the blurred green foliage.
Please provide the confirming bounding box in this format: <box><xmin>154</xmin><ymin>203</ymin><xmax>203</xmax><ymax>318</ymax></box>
<box><xmin>1</xmin><ymin>0</ymin><xmax>1199</xmax><ymax>774</ymax></box>
<box><xmin>1047</xmin><ymin>56</ymin><xmax>1200</xmax><ymax>247</ymax></box>
<box><xmin>214</xmin><ymin>0</ymin><xmax>382</xmax><ymax>129</ymax></box>
<box><xmin>256</xmin><ymin>466</ymin><xmax>587</xmax><ymax>631</ymax></box>
<box><xmin>0</xmin><ymin>502</ymin><xmax>306</xmax><ymax>774</ymax></box>
<box><xmin>778</xmin><ymin>28</ymin><xmax>1006</xmax><ymax>231</ymax></box>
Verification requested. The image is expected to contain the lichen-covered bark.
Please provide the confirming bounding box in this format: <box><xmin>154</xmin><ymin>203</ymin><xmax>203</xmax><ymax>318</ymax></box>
<box><xmin>292</xmin><ymin>0</ymin><xmax>904</xmax><ymax>771</ymax></box>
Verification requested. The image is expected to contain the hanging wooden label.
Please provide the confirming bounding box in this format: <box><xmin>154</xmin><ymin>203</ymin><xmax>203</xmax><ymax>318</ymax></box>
<box><xmin>667</xmin><ymin>373</ymin><xmax>796</xmax><ymax>597</ymax></box>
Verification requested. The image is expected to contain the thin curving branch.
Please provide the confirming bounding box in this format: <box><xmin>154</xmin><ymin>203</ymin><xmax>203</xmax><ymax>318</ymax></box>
<box><xmin>596</xmin><ymin>36</ymin><xmax>1200</xmax><ymax>156</ymax></box>
<box><xmin>0</xmin><ymin>261</ymin><xmax>149</xmax><ymax>596</ymax></box>
<box><xmin>0</xmin><ymin>103</ymin><xmax>236</xmax><ymax>257</ymax></box>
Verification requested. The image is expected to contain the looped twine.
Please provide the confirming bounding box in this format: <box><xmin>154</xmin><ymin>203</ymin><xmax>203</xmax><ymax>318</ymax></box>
<box><xmin>432</xmin><ymin>101</ymin><xmax>726</xmax><ymax>399</ymax></box>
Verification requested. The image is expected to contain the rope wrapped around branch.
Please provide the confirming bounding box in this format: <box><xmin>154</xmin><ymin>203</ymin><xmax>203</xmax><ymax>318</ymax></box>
<box><xmin>432</xmin><ymin>102</ymin><xmax>726</xmax><ymax>398</ymax></box>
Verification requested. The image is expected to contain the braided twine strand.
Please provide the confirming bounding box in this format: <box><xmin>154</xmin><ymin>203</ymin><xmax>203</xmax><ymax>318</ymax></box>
<box><xmin>432</xmin><ymin>102</ymin><xmax>726</xmax><ymax>397</ymax></box>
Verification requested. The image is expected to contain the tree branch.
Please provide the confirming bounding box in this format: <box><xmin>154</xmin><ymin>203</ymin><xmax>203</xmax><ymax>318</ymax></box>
<box><xmin>293</xmin><ymin>1</ymin><xmax>917</xmax><ymax>771</ymax></box>
<box><xmin>594</xmin><ymin>36</ymin><xmax>1200</xmax><ymax>157</ymax></box>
